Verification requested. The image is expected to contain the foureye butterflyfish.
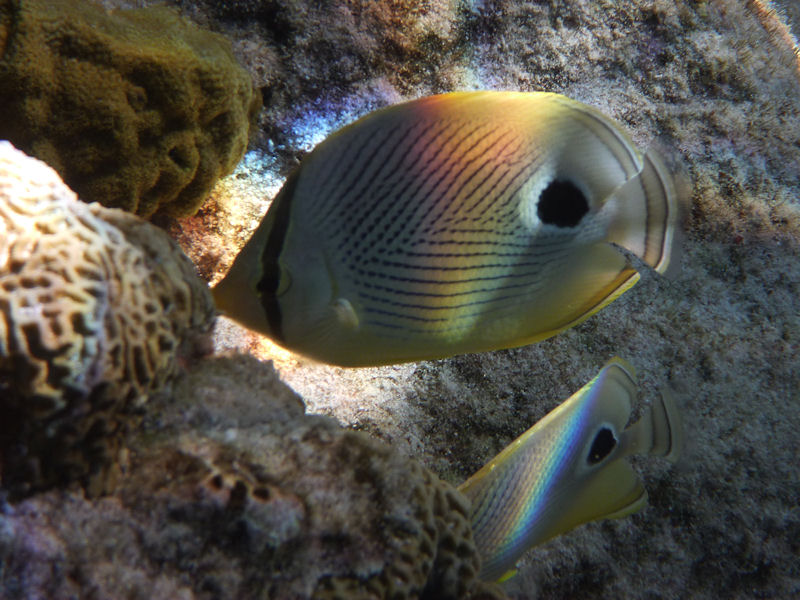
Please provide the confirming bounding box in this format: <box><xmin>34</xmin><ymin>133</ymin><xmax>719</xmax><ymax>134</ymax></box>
<box><xmin>213</xmin><ymin>92</ymin><xmax>680</xmax><ymax>366</ymax></box>
<box><xmin>458</xmin><ymin>357</ymin><xmax>684</xmax><ymax>582</ymax></box>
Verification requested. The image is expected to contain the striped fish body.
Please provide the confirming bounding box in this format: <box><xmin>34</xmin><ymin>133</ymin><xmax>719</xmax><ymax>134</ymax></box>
<box><xmin>213</xmin><ymin>92</ymin><xmax>679</xmax><ymax>366</ymax></box>
<box><xmin>458</xmin><ymin>358</ymin><xmax>684</xmax><ymax>582</ymax></box>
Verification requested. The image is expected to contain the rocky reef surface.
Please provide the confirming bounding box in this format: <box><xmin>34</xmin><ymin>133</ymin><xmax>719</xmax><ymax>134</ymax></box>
<box><xmin>2</xmin><ymin>0</ymin><xmax>800</xmax><ymax>599</ymax></box>
<box><xmin>1</xmin><ymin>353</ymin><xmax>507</xmax><ymax>599</ymax></box>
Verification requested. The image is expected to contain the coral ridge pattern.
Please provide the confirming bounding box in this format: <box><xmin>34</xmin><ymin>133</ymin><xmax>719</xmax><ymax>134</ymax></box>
<box><xmin>0</xmin><ymin>141</ymin><xmax>216</xmax><ymax>498</ymax></box>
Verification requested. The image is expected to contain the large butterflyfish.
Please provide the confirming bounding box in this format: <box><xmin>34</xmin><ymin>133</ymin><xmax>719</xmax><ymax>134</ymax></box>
<box><xmin>213</xmin><ymin>92</ymin><xmax>680</xmax><ymax>366</ymax></box>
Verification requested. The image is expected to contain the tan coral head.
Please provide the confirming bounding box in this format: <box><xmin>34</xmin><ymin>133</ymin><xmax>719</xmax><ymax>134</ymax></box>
<box><xmin>0</xmin><ymin>141</ymin><xmax>215</xmax><ymax>498</ymax></box>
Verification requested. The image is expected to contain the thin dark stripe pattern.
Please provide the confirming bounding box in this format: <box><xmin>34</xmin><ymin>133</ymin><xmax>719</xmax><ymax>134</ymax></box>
<box><xmin>287</xmin><ymin>94</ymin><xmax>635</xmax><ymax>340</ymax></box>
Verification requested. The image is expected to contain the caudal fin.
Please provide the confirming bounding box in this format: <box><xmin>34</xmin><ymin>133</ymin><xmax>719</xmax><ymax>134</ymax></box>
<box><xmin>553</xmin><ymin>382</ymin><xmax>685</xmax><ymax>540</ymax></box>
<box><xmin>621</xmin><ymin>385</ymin><xmax>685</xmax><ymax>462</ymax></box>
<box><xmin>607</xmin><ymin>149</ymin><xmax>682</xmax><ymax>276</ymax></box>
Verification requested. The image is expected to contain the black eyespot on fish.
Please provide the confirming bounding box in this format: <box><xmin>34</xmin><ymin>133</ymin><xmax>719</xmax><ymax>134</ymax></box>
<box><xmin>537</xmin><ymin>179</ymin><xmax>589</xmax><ymax>227</ymax></box>
<box><xmin>588</xmin><ymin>427</ymin><xmax>617</xmax><ymax>464</ymax></box>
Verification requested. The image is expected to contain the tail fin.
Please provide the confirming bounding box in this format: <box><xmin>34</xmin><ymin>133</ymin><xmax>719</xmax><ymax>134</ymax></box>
<box><xmin>606</xmin><ymin>148</ymin><xmax>682</xmax><ymax>276</ymax></box>
<box><xmin>621</xmin><ymin>386</ymin><xmax>685</xmax><ymax>462</ymax></box>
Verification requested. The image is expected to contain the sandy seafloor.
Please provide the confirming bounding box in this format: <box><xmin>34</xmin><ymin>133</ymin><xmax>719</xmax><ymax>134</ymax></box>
<box><xmin>4</xmin><ymin>0</ymin><xmax>800</xmax><ymax>599</ymax></box>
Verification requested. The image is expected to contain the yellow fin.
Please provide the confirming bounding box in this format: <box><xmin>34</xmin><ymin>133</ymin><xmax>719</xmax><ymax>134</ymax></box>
<box><xmin>461</xmin><ymin>357</ymin><xmax>685</xmax><ymax>583</ymax></box>
<box><xmin>556</xmin><ymin>460</ymin><xmax>649</xmax><ymax>527</ymax></box>
<box><xmin>606</xmin><ymin>148</ymin><xmax>681</xmax><ymax>275</ymax></box>
<box><xmin>497</xmin><ymin>568</ymin><xmax>518</xmax><ymax>583</ymax></box>
<box><xmin>622</xmin><ymin>386</ymin><xmax>685</xmax><ymax>462</ymax></box>
<box><xmin>517</xmin><ymin>465</ymin><xmax>646</xmax><ymax>554</ymax></box>
<box><xmin>543</xmin><ymin>382</ymin><xmax>684</xmax><ymax>538</ymax></box>
<box><xmin>516</xmin><ymin>245</ymin><xmax>639</xmax><ymax>345</ymax></box>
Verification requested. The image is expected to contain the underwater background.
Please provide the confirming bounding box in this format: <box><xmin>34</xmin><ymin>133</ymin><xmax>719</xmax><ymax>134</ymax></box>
<box><xmin>1</xmin><ymin>0</ymin><xmax>799</xmax><ymax>599</ymax></box>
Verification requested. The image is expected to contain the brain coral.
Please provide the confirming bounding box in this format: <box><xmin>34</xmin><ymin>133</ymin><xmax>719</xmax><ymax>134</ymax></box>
<box><xmin>0</xmin><ymin>141</ymin><xmax>216</xmax><ymax>498</ymax></box>
<box><xmin>111</xmin><ymin>355</ymin><xmax>506</xmax><ymax>600</ymax></box>
<box><xmin>0</xmin><ymin>358</ymin><xmax>508</xmax><ymax>598</ymax></box>
<box><xmin>0</xmin><ymin>0</ymin><xmax>261</xmax><ymax>218</ymax></box>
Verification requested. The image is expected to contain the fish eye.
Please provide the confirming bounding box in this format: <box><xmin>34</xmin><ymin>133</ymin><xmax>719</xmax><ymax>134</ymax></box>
<box><xmin>537</xmin><ymin>179</ymin><xmax>589</xmax><ymax>227</ymax></box>
<box><xmin>587</xmin><ymin>427</ymin><xmax>617</xmax><ymax>465</ymax></box>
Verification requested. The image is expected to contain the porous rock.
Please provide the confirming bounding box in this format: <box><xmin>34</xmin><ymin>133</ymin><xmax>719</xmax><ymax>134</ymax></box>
<box><xmin>137</xmin><ymin>354</ymin><xmax>498</xmax><ymax>600</ymax></box>
<box><xmin>0</xmin><ymin>141</ymin><xmax>216</xmax><ymax>498</ymax></box>
<box><xmin>0</xmin><ymin>354</ymin><xmax>506</xmax><ymax>600</ymax></box>
<box><xmin>127</xmin><ymin>435</ymin><xmax>486</xmax><ymax>600</ymax></box>
<box><xmin>0</xmin><ymin>0</ymin><xmax>261</xmax><ymax>218</ymax></box>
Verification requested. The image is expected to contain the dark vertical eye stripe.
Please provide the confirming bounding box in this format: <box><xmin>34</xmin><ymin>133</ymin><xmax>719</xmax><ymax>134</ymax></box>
<box><xmin>256</xmin><ymin>171</ymin><xmax>300</xmax><ymax>343</ymax></box>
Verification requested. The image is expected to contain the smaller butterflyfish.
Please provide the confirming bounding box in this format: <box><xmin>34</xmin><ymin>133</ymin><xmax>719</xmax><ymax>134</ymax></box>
<box><xmin>458</xmin><ymin>357</ymin><xmax>684</xmax><ymax>582</ymax></box>
<box><xmin>213</xmin><ymin>92</ymin><xmax>681</xmax><ymax>366</ymax></box>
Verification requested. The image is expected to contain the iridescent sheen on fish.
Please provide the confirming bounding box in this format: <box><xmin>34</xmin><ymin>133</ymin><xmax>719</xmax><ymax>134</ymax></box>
<box><xmin>214</xmin><ymin>92</ymin><xmax>681</xmax><ymax>366</ymax></box>
<box><xmin>459</xmin><ymin>358</ymin><xmax>684</xmax><ymax>581</ymax></box>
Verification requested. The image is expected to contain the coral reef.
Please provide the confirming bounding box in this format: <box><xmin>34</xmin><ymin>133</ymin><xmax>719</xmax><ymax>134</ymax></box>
<box><xmin>0</xmin><ymin>0</ymin><xmax>261</xmax><ymax>218</ymax></box>
<box><xmin>165</xmin><ymin>1</ymin><xmax>800</xmax><ymax>598</ymax></box>
<box><xmin>0</xmin><ymin>355</ymin><xmax>506</xmax><ymax>600</ymax></box>
<box><xmin>0</xmin><ymin>141</ymin><xmax>216</xmax><ymax>498</ymax></box>
<box><xmin>2</xmin><ymin>0</ymin><xmax>800</xmax><ymax>598</ymax></box>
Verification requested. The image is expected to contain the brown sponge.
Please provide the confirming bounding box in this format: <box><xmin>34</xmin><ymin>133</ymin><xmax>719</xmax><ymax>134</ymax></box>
<box><xmin>0</xmin><ymin>0</ymin><xmax>261</xmax><ymax>218</ymax></box>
